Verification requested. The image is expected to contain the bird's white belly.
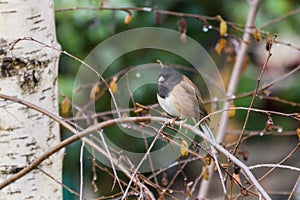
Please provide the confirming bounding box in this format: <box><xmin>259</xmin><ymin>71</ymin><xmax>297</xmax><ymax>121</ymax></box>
<box><xmin>157</xmin><ymin>94</ymin><xmax>182</xmax><ymax>117</ymax></box>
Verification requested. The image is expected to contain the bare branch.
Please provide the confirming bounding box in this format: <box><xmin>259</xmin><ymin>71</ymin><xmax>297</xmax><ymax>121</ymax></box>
<box><xmin>198</xmin><ymin>0</ymin><xmax>262</xmax><ymax>198</ymax></box>
<box><xmin>0</xmin><ymin>92</ymin><xmax>271</xmax><ymax>199</ymax></box>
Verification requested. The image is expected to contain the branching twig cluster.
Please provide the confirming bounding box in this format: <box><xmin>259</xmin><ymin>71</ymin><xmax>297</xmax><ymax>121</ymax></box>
<box><xmin>1</xmin><ymin>1</ymin><xmax>300</xmax><ymax>200</ymax></box>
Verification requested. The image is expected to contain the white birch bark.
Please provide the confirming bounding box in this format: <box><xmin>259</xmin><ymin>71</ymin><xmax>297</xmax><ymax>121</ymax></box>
<box><xmin>0</xmin><ymin>0</ymin><xmax>63</xmax><ymax>199</ymax></box>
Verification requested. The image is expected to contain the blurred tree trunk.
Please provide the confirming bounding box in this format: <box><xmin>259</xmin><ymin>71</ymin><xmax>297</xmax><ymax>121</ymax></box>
<box><xmin>0</xmin><ymin>0</ymin><xmax>63</xmax><ymax>199</ymax></box>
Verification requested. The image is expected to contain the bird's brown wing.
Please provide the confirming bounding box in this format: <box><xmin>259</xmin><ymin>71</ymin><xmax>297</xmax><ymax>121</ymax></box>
<box><xmin>181</xmin><ymin>76</ymin><xmax>209</xmax><ymax>121</ymax></box>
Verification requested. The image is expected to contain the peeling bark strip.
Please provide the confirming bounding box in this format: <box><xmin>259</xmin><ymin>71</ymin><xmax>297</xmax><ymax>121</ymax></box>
<box><xmin>0</xmin><ymin>0</ymin><xmax>63</xmax><ymax>199</ymax></box>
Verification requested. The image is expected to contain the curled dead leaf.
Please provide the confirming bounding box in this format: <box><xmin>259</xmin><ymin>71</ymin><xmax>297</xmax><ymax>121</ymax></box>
<box><xmin>233</xmin><ymin>172</ymin><xmax>241</xmax><ymax>185</ymax></box>
<box><xmin>296</xmin><ymin>128</ymin><xmax>300</xmax><ymax>141</ymax></box>
<box><xmin>253</xmin><ymin>28</ymin><xmax>261</xmax><ymax>42</ymax></box>
<box><xmin>217</xmin><ymin>15</ymin><xmax>227</xmax><ymax>37</ymax></box>
<box><xmin>184</xmin><ymin>181</ymin><xmax>192</xmax><ymax>197</ymax></box>
<box><xmin>61</xmin><ymin>97</ymin><xmax>70</xmax><ymax>115</ymax></box>
<box><xmin>181</xmin><ymin>140</ymin><xmax>189</xmax><ymax>158</ymax></box>
<box><xmin>109</xmin><ymin>76</ymin><xmax>118</xmax><ymax>93</ymax></box>
<box><xmin>265</xmin><ymin>37</ymin><xmax>273</xmax><ymax>51</ymax></box>
<box><xmin>265</xmin><ymin>115</ymin><xmax>274</xmax><ymax>132</ymax></box>
<box><xmin>124</xmin><ymin>12</ymin><xmax>132</xmax><ymax>25</ymax></box>
<box><xmin>228</xmin><ymin>101</ymin><xmax>236</xmax><ymax>118</ymax></box>
<box><xmin>215</xmin><ymin>38</ymin><xmax>227</xmax><ymax>55</ymax></box>
<box><xmin>155</xmin><ymin>11</ymin><xmax>162</xmax><ymax>25</ymax></box>
<box><xmin>178</xmin><ymin>18</ymin><xmax>187</xmax><ymax>43</ymax></box>
<box><xmin>205</xmin><ymin>154</ymin><xmax>212</xmax><ymax>166</ymax></box>
<box><xmin>161</xmin><ymin>173</ymin><xmax>168</xmax><ymax>186</ymax></box>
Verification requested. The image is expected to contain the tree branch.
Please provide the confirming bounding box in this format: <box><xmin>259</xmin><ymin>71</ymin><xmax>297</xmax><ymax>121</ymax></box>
<box><xmin>0</xmin><ymin>92</ymin><xmax>271</xmax><ymax>199</ymax></box>
<box><xmin>198</xmin><ymin>0</ymin><xmax>262</xmax><ymax>198</ymax></box>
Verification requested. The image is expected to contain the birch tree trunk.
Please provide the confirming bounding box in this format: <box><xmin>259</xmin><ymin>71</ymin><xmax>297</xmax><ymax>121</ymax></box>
<box><xmin>0</xmin><ymin>0</ymin><xmax>63</xmax><ymax>199</ymax></box>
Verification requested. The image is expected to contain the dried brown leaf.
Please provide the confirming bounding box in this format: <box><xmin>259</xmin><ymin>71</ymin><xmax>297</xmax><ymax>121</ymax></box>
<box><xmin>218</xmin><ymin>15</ymin><xmax>227</xmax><ymax>37</ymax></box>
<box><xmin>61</xmin><ymin>97</ymin><xmax>70</xmax><ymax>115</ymax></box>
<box><xmin>155</xmin><ymin>11</ymin><xmax>162</xmax><ymax>25</ymax></box>
<box><xmin>253</xmin><ymin>28</ymin><xmax>261</xmax><ymax>42</ymax></box>
<box><xmin>161</xmin><ymin>173</ymin><xmax>168</xmax><ymax>186</ymax></box>
<box><xmin>265</xmin><ymin>116</ymin><xmax>274</xmax><ymax>132</ymax></box>
<box><xmin>181</xmin><ymin>140</ymin><xmax>189</xmax><ymax>158</ymax></box>
<box><xmin>205</xmin><ymin>154</ymin><xmax>212</xmax><ymax>166</ymax></box>
<box><xmin>124</xmin><ymin>12</ymin><xmax>132</xmax><ymax>25</ymax></box>
<box><xmin>178</xmin><ymin>18</ymin><xmax>187</xmax><ymax>43</ymax></box>
<box><xmin>184</xmin><ymin>181</ymin><xmax>192</xmax><ymax>197</ymax></box>
<box><xmin>109</xmin><ymin>76</ymin><xmax>118</xmax><ymax>93</ymax></box>
<box><xmin>228</xmin><ymin>101</ymin><xmax>236</xmax><ymax>118</ymax></box>
<box><xmin>215</xmin><ymin>38</ymin><xmax>227</xmax><ymax>55</ymax></box>
<box><xmin>233</xmin><ymin>173</ymin><xmax>241</xmax><ymax>185</ymax></box>
<box><xmin>297</xmin><ymin>128</ymin><xmax>300</xmax><ymax>141</ymax></box>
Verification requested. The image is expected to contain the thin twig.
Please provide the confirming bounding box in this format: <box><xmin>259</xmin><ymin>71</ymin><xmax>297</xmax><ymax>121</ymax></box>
<box><xmin>80</xmin><ymin>141</ymin><xmax>85</xmax><ymax>200</ymax></box>
<box><xmin>9</xmin><ymin>37</ymin><xmax>121</xmax><ymax>118</ymax></box>
<box><xmin>260</xmin><ymin>7</ymin><xmax>300</xmax><ymax>28</ymax></box>
<box><xmin>234</xmin><ymin>143</ymin><xmax>299</xmax><ymax>199</ymax></box>
<box><xmin>55</xmin><ymin>6</ymin><xmax>216</xmax><ymax>21</ymax></box>
<box><xmin>288</xmin><ymin>175</ymin><xmax>300</xmax><ymax>200</ymax></box>
<box><xmin>97</xmin><ymin>129</ymin><xmax>123</xmax><ymax>193</ymax></box>
<box><xmin>257</xmin><ymin>95</ymin><xmax>300</xmax><ymax>107</ymax></box>
<box><xmin>0</xmin><ymin>94</ymin><xmax>153</xmax><ymax>199</ymax></box>
<box><xmin>0</xmin><ymin>93</ymin><xmax>271</xmax><ymax>199</ymax></box>
<box><xmin>198</xmin><ymin>0</ymin><xmax>262</xmax><ymax>198</ymax></box>
<box><xmin>54</xmin><ymin>5</ymin><xmax>254</xmax><ymax>36</ymax></box>
<box><xmin>276</xmin><ymin>40</ymin><xmax>300</xmax><ymax>51</ymax></box>
<box><xmin>209</xmin><ymin>64</ymin><xmax>300</xmax><ymax>104</ymax></box>
<box><xmin>249</xmin><ymin>164</ymin><xmax>300</xmax><ymax>172</ymax></box>
<box><xmin>232</xmin><ymin>65</ymin><xmax>300</xmax><ymax>101</ymax></box>
<box><xmin>140</xmin><ymin>127</ymin><xmax>159</xmax><ymax>186</ymax></box>
<box><xmin>233</xmin><ymin>34</ymin><xmax>277</xmax><ymax>155</ymax></box>
<box><xmin>38</xmin><ymin>167</ymin><xmax>85</xmax><ymax>199</ymax></box>
<box><xmin>226</xmin><ymin>129</ymin><xmax>296</xmax><ymax>136</ymax></box>
<box><xmin>10</xmin><ymin>38</ymin><xmax>124</xmax><ymax>188</ymax></box>
<box><xmin>121</xmin><ymin>125</ymin><xmax>162</xmax><ymax>200</ymax></box>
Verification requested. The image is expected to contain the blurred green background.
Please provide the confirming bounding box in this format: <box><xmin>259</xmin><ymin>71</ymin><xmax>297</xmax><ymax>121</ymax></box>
<box><xmin>54</xmin><ymin>0</ymin><xmax>300</xmax><ymax>199</ymax></box>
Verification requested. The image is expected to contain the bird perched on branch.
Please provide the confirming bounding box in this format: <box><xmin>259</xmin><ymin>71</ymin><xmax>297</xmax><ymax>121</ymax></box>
<box><xmin>157</xmin><ymin>65</ymin><xmax>209</xmax><ymax>124</ymax></box>
<box><xmin>156</xmin><ymin>63</ymin><xmax>226</xmax><ymax>194</ymax></box>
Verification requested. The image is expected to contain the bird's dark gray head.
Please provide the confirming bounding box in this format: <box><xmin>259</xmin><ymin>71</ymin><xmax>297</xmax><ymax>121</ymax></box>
<box><xmin>157</xmin><ymin>66</ymin><xmax>183</xmax><ymax>98</ymax></box>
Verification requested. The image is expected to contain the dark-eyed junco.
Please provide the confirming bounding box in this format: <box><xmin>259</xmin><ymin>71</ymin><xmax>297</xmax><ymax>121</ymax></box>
<box><xmin>157</xmin><ymin>65</ymin><xmax>226</xmax><ymax>188</ymax></box>
<box><xmin>157</xmin><ymin>65</ymin><xmax>209</xmax><ymax>123</ymax></box>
